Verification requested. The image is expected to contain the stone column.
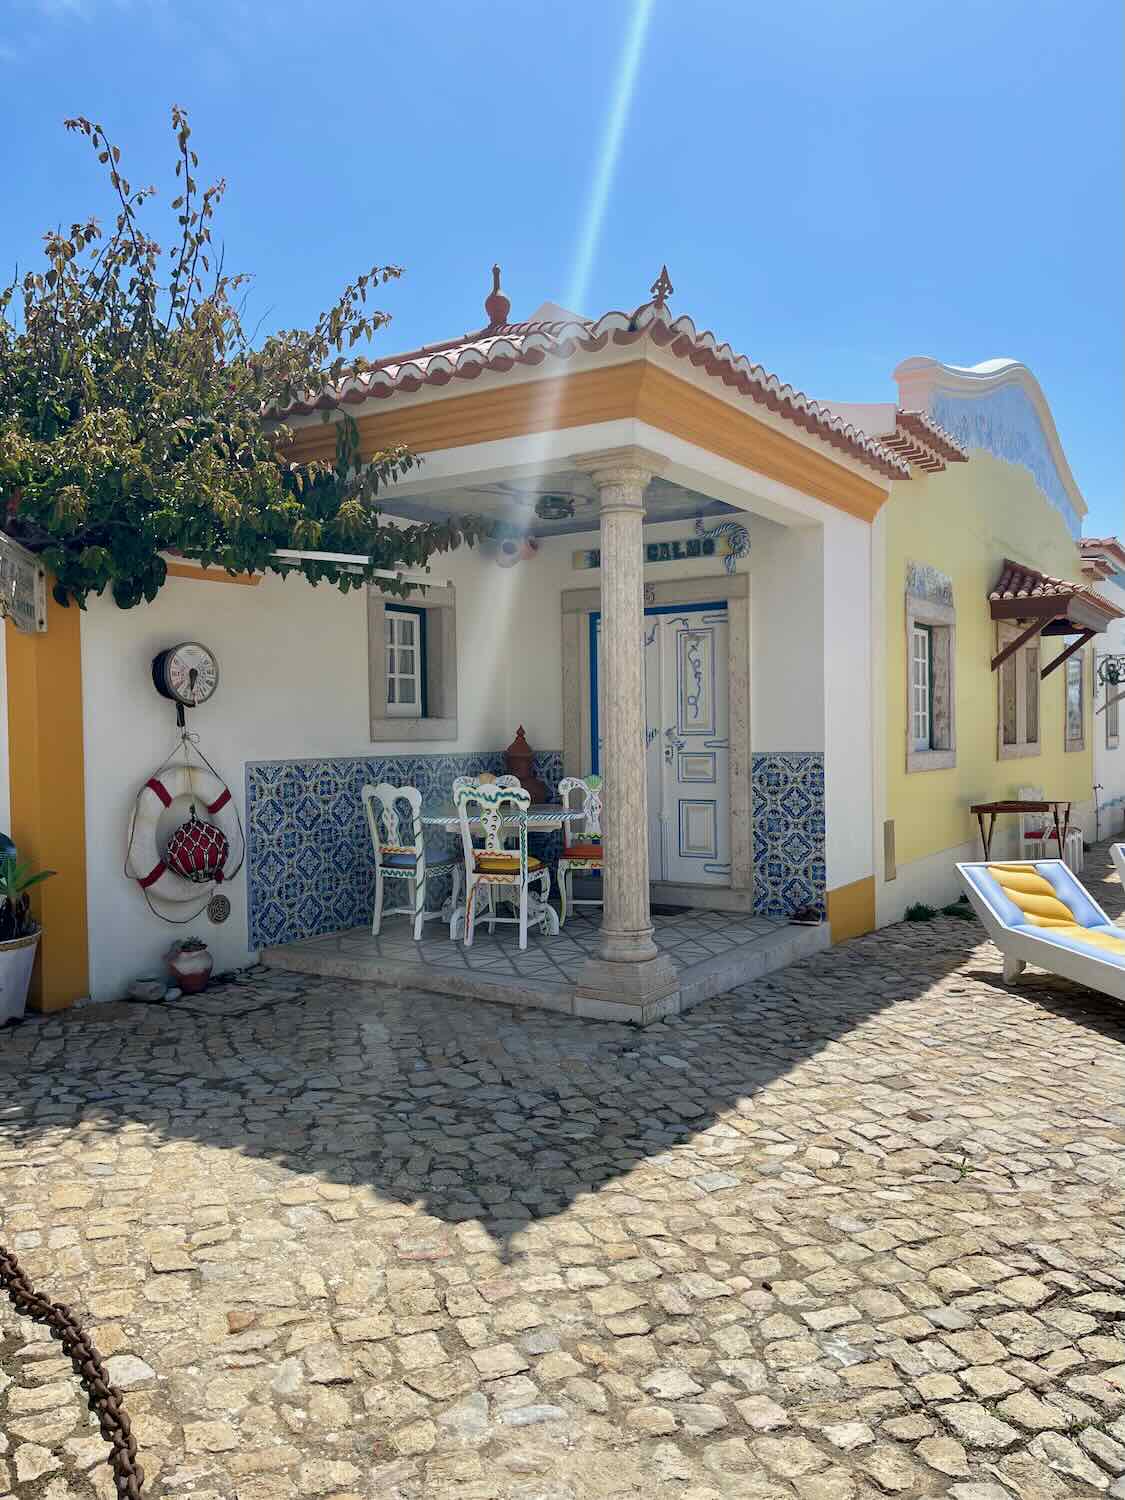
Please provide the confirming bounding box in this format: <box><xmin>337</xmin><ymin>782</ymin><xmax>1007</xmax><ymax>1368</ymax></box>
<box><xmin>573</xmin><ymin>449</ymin><xmax>680</xmax><ymax>1022</ymax></box>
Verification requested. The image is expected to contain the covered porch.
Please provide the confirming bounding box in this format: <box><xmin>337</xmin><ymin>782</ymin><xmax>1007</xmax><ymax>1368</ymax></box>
<box><xmin>247</xmin><ymin>435</ymin><xmax>838</xmax><ymax>1024</ymax></box>
<box><xmin>246</xmin><ymin>272</ymin><xmax>908</xmax><ymax>1021</ymax></box>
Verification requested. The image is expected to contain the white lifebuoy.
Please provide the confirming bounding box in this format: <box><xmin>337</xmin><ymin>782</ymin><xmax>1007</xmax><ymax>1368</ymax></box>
<box><xmin>126</xmin><ymin>764</ymin><xmax>240</xmax><ymax>905</ymax></box>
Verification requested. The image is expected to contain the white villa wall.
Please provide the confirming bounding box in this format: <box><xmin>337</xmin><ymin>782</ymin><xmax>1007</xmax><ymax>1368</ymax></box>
<box><xmin>1093</xmin><ymin>573</ymin><xmax>1125</xmax><ymax>841</ymax></box>
<box><xmin>80</xmin><ymin>545</ymin><xmax>529</xmax><ymax>1001</ymax></box>
<box><xmin>821</xmin><ymin>509</ymin><xmax>874</xmax><ymax>895</ymax></box>
<box><xmin>507</xmin><ymin>514</ymin><xmax>826</xmax><ymax>757</ymax></box>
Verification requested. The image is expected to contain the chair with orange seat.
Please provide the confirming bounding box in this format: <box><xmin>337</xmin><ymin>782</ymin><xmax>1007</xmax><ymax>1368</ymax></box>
<box><xmin>454</xmin><ymin>782</ymin><xmax>558</xmax><ymax>950</ymax></box>
<box><xmin>557</xmin><ymin>775</ymin><xmax>604</xmax><ymax>926</ymax></box>
<box><xmin>957</xmin><ymin>858</ymin><xmax>1125</xmax><ymax>1003</ymax></box>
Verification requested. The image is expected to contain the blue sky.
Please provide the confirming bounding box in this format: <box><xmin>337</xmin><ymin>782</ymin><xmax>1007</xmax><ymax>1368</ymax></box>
<box><xmin>3</xmin><ymin>0</ymin><xmax>1122</xmax><ymax>532</ymax></box>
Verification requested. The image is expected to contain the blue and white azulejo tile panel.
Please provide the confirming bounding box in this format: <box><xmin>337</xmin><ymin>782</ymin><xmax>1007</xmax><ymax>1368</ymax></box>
<box><xmin>246</xmin><ymin>751</ymin><xmax>563</xmax><ymax>950</ymax></box>
<box><xmin>751</xmin><ymin>752</ymin><xmax>825</xmax><ymax>919</ymax></box>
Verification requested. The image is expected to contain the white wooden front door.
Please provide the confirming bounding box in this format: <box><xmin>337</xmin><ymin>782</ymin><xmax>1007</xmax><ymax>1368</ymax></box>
<box><xmin>593</xmin><ymin>604</ymin><xmax>731</xmax><ymax>885</ymax></box>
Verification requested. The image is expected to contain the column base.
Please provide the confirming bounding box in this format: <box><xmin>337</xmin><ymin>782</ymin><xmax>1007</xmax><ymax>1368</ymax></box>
<box><xmin>574</xmin><ymin>953</ymin><xmax>681</xmax><ymax>1026</ymax></box>
<box><xmin>598</xmin><ymin>923</ymin><xmax>659</xmax><ymax>964</ymax></box>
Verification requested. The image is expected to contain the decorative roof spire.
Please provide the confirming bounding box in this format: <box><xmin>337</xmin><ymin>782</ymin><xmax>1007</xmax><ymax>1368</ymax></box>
<box><xmin>649</xmin><ymin>264</ymin><xmax>674</xmax><ymax>309</ymax></box>
<box><xmin>484</xmin><ymin>264</ymin><xmax>511</xmax><ymax>329</ymax></box>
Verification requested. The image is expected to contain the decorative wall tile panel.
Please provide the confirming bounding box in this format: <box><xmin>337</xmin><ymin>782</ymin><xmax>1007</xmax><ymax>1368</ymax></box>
<box><xmin>247</xmin><ymin>750</ymin><xmax>563</xmax><ymax>949</ymax></box>
<box><xmin>752</xmin><ymin>752</ymin><xmax>825</xmax><ymax>919</ymax></box>
<box><xmin>249</xmin><ymin>747</ymin><xmax>822</xmax><ymax>947</ymax></box>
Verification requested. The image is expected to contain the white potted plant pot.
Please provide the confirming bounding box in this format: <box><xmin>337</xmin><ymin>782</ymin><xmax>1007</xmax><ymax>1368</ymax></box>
<box><xmin>0</xmin><ymin>929</ymin><xmax>40</xmax><ymax>1023</ymax></box>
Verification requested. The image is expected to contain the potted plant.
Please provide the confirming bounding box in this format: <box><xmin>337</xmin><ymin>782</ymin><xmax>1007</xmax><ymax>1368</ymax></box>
<box><xmin>0</xmin><ymin>853</ymin><xmax>56</xmax><ymax>1023</ymax></box>
<box><xmin>164</xmin><ymin>937</ymin><xmax>213</xmax><ymax>994</ymax></box>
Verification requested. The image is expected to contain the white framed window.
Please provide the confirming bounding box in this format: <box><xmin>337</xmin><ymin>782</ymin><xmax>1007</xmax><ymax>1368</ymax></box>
<box><xmin>1107</xmin><ymin>681</ymin><xmax>1120</xmax><ymax>749</ymax></box>
<box><xmin>1064</xmin><ymin>651</ymin><xmax>1085</xmax><ymax>752</ymax></box>
<box><xmin>367</xmin><ymin>584</ymin><xmax>458</xmax><ymax>742</ymax></box>
<box><xmin>911</xmin><ymin>625</ymin><xmax>932</xmax><ymax>751</ymax></box>
<box><xmin>997</xmin><ymin>625</ymin><xmax>1040</xmax><ymax>759</ymax></box>
<box><xmin>385</xmin><ymin>608</ymin><xmax>424</xmax><ymax>719</ymax></box>
<box><xmin>905</xmin><ymin>565</ymin><xmax>955</xmax><ymax>773</ymax></box>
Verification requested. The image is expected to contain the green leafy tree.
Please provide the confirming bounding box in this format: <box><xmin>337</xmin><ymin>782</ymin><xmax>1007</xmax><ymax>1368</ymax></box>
<box><xmin>0</xmin><ymin>107</ymin><xmax>482</xmax><ymax>608</ymax></box>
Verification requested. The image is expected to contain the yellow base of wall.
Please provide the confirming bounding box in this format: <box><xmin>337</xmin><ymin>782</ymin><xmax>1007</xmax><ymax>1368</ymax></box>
<box><xmin>826</xmin><ymin>876</ymin><xmax>876</xmax><ymax>943</ymax></box>
<box><xmin>5</xmin><ymin>598</ymin><xmax>89</xmax><ymax>1011</ymax></box>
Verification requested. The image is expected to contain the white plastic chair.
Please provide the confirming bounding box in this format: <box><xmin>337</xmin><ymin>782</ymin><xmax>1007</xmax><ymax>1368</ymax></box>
<box><xmin>557</xmin><ymin>775</ymin><xmax>604</xmax><ymax>925</ymax></box>
<box><xmin>362</xmin><ymin>783</ymin><xmax>460</xmax><ymax>941</ymax></box>
<box><xmin>1018</xmin><ymin>784</ymin><xmax>1083</xmax><ymax>872</ymax></box>
<box><xmin>454</xmin><ymin>782</ymin><xmax>557</xmax><ymax>950</ymax></box>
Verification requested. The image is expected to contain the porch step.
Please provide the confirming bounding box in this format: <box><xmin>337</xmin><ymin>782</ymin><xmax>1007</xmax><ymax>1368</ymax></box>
<box><xmin>262</xmin><ymin>914</ymin><xmax>828</xmax><ymax>1025</ymax></box>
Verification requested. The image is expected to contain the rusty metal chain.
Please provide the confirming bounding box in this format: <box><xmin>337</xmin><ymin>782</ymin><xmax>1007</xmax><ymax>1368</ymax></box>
<box><xmin>0</xmin><ymin>1242</ymin><xmax>144</xmax><ymax>1498</ymax></box>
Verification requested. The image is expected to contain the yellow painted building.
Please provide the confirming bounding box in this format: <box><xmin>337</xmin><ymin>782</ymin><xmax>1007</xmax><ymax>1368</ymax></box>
<box><xmin>836</xmin><ymin>355</ymin><xmax>1114</xmax><ymax>924</ymax></box>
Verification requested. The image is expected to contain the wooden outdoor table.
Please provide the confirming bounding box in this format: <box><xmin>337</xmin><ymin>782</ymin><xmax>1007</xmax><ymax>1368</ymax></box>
<box><xmin>970</xmin><ymin>799</ymin><xmax>1072</xmax><ymax>861</ymax></box>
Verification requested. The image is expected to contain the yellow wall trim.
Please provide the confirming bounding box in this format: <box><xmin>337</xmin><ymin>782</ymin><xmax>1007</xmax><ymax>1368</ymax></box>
<box><xmin>283</xmin><ymin>362</ymin><xmax>889</xmax><ymax>524</ymax></box>
<box><xmin>5</xmin><ymin>598</ymin><xmax>89</xmax><ymax>1011</ymax></box>
<box><xmin>165</xmin><ymin>563</ymin><xmax>261</xmax><ymax>586</ymax></box>
<box><xmin>827</xmin><ymin>876</ymin><xmax>877</xmax><ymax>943</ymax></box>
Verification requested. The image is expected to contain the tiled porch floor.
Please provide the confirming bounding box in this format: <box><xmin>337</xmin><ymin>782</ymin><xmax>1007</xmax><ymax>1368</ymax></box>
<box><xmin>263</xmin><ymin>906</ymin><xmax>829</xmax><ymax>1021</ymax></box>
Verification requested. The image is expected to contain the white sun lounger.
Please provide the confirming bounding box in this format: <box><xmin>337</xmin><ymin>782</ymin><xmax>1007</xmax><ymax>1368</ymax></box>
<box><xmin>956</xmin><ymin>858</ymin><xmax>1125</xmax><ymax>1003</ymax></box>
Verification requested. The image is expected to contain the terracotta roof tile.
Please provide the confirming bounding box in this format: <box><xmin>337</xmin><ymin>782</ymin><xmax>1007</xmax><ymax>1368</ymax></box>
<box><xmin>989</xmin><ymin>557</ymin><xmax>1124</xmax><ymax>623</ymax></box>
<box><xmin>1080</xmin><ymin>536</ymin><xmax>1125</xmax><ymax>569</ymax></box>
<box><xmin>278</xmin><ymin>301</ymin><xmax>911</xmax><ymax>481</ymax></box>
<box><xmin>881</xmin><ymin>409</ymin><xmax>969</xmax><ymax>471</ymax></box>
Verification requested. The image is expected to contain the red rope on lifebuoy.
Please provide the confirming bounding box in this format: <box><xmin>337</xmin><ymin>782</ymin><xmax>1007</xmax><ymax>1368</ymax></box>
<box><xmin>137</xmin><ymin>861</ymin><xmax>168</xmax><ymax>891</ymax></box>
<box><xmin>144</xmin><ymin>778</ymin><xmax>173</xmax><ymax>808</ymax></box>
<box><xmin>206</xmin><ymin>788</ymin><xmax>231</xmax><ymax>815</ymax></box>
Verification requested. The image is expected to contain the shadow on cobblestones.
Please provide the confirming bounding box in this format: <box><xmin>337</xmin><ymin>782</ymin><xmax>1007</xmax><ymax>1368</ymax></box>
<box><xmin>2</xmin><ymin>881</ymin><xmax>1123</xmax><ymax>1258</ymax></box>
<box><xmin>1</xmin><ymin>847</ymin><xmax>1124</xmax><ymax>1500</ymax></box>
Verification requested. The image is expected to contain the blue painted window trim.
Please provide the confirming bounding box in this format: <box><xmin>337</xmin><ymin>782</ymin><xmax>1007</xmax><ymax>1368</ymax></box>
<box><xmin>386</xmin><ymin>604</ymin><xmax>428</xmax><ymax>717</ymax></box>
<box><xmin>589</xmin><ymin>602</ymin><xmax>726</xmax><ymax>774</ymax></box>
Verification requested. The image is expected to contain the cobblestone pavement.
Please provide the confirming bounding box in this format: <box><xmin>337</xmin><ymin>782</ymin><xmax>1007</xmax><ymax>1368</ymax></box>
<box><xmin>2</xmin><ymin>850</ymin><xmax>1124</xmax><ymax>1500</ymax></box>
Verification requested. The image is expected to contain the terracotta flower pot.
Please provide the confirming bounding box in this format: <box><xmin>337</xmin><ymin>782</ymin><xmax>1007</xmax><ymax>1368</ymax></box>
<box><xmin>165</xmin><ymin>945</ymin><xmax>213</xmax><ymax>994</ymax></box>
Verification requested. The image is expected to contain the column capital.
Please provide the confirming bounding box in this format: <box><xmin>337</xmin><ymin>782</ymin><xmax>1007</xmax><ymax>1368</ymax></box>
<box><xmin>572</xmin><ymin>446</ymin><xmax>667</xmax><ymax>501</ymax></box>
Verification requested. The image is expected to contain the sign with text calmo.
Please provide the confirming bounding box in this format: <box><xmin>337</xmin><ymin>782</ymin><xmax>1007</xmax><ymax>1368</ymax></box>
<box><xmin>573</xmin><ymin>523</ymin><xmax>748</xmax><ymax>573</ymax></box>
<box><xmin>0</xmin><ymin>534</ymin><xmax>48</xmax><ymax>633</ymax></box>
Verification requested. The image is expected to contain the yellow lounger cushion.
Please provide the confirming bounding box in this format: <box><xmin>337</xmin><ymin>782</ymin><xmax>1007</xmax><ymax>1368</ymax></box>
<box><xmin>987</xmin><ymin>864</ymin><xmax>1077</xmax><ymax>927</ymax></box>
<box><xmin>1039</xmin><ymin>923</ymin><xmax>1125</xmax><ymax>957</ymax></box>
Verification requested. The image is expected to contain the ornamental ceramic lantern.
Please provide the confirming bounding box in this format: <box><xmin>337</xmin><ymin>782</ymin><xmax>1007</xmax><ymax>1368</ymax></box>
<box><xmin>504</xmin><ymin>725</ymin><xmax>548</xmax><ymax>803</ymax></box>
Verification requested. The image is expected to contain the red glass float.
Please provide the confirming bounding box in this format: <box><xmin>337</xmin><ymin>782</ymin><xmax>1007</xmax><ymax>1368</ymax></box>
<box><xmin>165</xmin><ymin>807</ymin><xmax>231</xmax><ymax>884</ymax></box>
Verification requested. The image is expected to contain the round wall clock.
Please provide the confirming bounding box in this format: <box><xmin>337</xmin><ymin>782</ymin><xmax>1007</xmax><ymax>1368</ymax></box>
<box><xmin>152</xmin><ymin>642</ymin><xmax>220</xmax><ymax>708</ymax></box>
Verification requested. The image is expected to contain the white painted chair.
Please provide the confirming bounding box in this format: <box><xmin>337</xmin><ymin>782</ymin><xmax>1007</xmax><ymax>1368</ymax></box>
<box><xmin>362</xmin><ymin>783</ymin><xmax>460</xmax><ymax>941</ymax></box>
<box><xmin>1017</xmin><ymin>785</ymin><xmax>1083</xmax><ymax>872</ymax></box>
<box><xmin>957</xmin><ymin>858</ymin><xmax>1125</xmax><ymax>1002</ymax></box>
<box><xmin>454</xmin><ymin>782</ymin><xmax>558</xmax><ymax>950</ymax></box>
<box><xmin>451</xmin><ymin>773</ymin><xmax>522</xmax><ymax>796</ymax></box>
<box><xmin>557</xmin><ymin>775</ymin><xmax>604</xmax><ymax>925</ymax></box>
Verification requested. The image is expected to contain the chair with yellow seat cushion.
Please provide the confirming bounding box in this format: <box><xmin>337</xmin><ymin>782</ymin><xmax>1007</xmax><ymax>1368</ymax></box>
<box><xmin>957</xmin><ymin>858</ymin><xmax>1125</xmax><ymax>1004</ymax></box>
<box><xmin>454</xmin><ymin>782</ymin><xmax>557</xmax><ymax>950</ymax></box>
<box><xmin>557</xmin><ymin>775</ymin><xmax>604</xmax><ymax>925</ymax></box>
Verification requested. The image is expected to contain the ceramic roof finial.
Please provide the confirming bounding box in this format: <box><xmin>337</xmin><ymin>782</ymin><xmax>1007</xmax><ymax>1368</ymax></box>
<box><xmin>485</xmin><ymin>264</ymin><xmax>511</xmax><ymax>329</ymax></box>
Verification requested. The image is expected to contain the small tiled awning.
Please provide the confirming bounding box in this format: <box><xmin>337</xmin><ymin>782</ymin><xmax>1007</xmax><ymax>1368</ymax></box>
<box><xmin>989</xmin><ymin>558</ymin><xmax>1123</xmax><ymax>676</ymax></box>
